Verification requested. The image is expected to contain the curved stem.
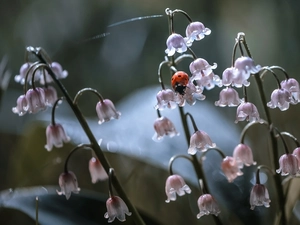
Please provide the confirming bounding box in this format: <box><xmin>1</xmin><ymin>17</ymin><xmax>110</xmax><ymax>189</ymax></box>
<box><xmin>269</xmin><ymin>66</ymin><xmax>289</xmax><ymax>79</ymax></box>
<box><xmin>108</xmin><ymin>168</ymin><xmax>114</xmax><ymax>197</ymax></box>
<box><xmin>259</xmin><ymin>67</ymin><xmax>281</xmax><ymax>88</ymax></box>
<box><xmin>51</xmin><ymin>97</ymin><xmax>63</xmax><ymax>125</ymax></box>
<box><xmin>200</xmin><ymin>147</ymin><xmax>226</xmax><ymax>160</ymax></box>
<box><xmin>156</xmin><ymin>109</ymin><xmax>161</xmax><ymax>118</ymax></box>
<box><xmin>30</xmin><ymin>64</ymin><xmax>49</xmax><ymax>90</ymax></box>
<box><xmin>73</xmin><ymin>88</ymin><xmax>104</xmax><ymax>105</ymax></box>
<box><xmin>185</xmin><ymin>112</ymin><xmax>198</xmax><ymax>132</ymax></box>
<box><xmin>243</xmin><ymin>86</ymin><xmax>248</xmax><ymax>102</ymax></box>
<box><xmin>231</xmin><ymin>42</ymin><xmax>239</xmax><ymax>67</ymax></box>
<box><xmin>168</xmin><ymin>154</ymin><xmax>193</xmax><ymax>175</ymax></box>
<box><xmin>157</xmin><ymin>60</ymin><xmax>170</xmax><ymax>90</ymax></box>
<box><xmin>64</xmin><ymin>144</ymin><xmax>92</xmax><ymax>173</ymax></box>
<box><xmin>23</xmin><ymin>62</ymin><xmax>42</xmax><ymax>94</ymax></box>
<box><xmin>239</xmin><ymin>120</ymin><xmax>269</xmax><ymax>144</ymax></box>
<box><xmin>256</xmin><ymin>165</ymin><xmax>275</xmax><ymax>184</ymax></box>
<box><xmin>172</xmin><ymin>9</ymin><xmax>193</xmax><ymax>23</ymax></box>
<box><xmin>174</xmin><ymin>54</ymin><xmax>194</xmax><ymax>64</ymax></box>
<box><xmin>272</xmin><ymin>126</ymin><xmax>290</xmax><ymax>155</ymax></box>
<box><xmin>187</xmin><ymin>47</ymin><xmax>197</xmax><ymax>60</ymax></box>
<box><xmin>33</xmin><ymin>49</ymin><xmax>146</xmax><ymax>225</ymax></box>
<box><xmin>279</xmin><ymin>132</ymin><xmax>300</xmax><ymax>147</ymax></box>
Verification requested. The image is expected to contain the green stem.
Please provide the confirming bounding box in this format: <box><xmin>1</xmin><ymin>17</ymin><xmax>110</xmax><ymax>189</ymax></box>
<box><xmin>34</xmin><ymin>50</ymin><xmax>145</xmax><ymax>225</ymax></box>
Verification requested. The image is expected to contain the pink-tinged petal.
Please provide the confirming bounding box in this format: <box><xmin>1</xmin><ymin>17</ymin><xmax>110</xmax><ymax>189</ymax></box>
<box><xmin>43</xmin><ymin>86</ymin><xmax>58</xmax><ymax>106</ymax></box>
<box><xmin>12</xmin><ymin>95</ymin><xmax>28</xmax><ymax>116</ymax></box>
<box><xmin>267</xmin><ymin>88</ymin><xmax>292</xmax><ymax>111</ymax></box>
<box><xmin>57</xmin><ymin>171</ymin><xmax>80</xmax><ymax>200</ymax></box>
<box><xmin>281</xmin><ymin>78</ymin><xmax>300</xmax><ymax>104</ymax></box>
<box><xmin>235</xmin><ymin>102</ymin><xmax>261</xmax><ymax>123</ymax></box>
<box><xmin>233</xmin><ymin>144</ymin><xmax>256</xmax><ymax>168</ymax></box>
<box><xmin>250</xmin><ymin>184</ymin><xmax>271</xmax><ymax>210</ymax></box>
<box><xmin>165</xmin><ymin>33</ymin><xmax>187</xmax><ymax>56</ymax></box>
<box><xmin>89</xmin><ymin>157</ymin><xmax>108</xmax><ymax>183</ymax></box>
<box><xmin>104</xmin><ymin>196</ymin><xmax>132</xmax><ymax>223</ymax></box>
<box><xmin>293</xmin><ymin>147</ymin><xmax>300</xmax><ymax>167</ymax></box>
<box><xmin>25</xmin><ymin>87</ymin><xmax>47</xmax><ymax>114</ymax></box>
<box><xmin>196</xmin><ymin>194</ymin><xmax>220</xmax><ymax>218</ymax></box>
<box><xmin>185</xmin><ymin>21</ymin><xmax>211</xmax><ymax>46</ymax></box>
<box><xmin>276</xmin><ymin>153</ymin><xmax>299</xmax><ymax>176</ymax></box>
<box><xmin>221</xmin><ymin>156</ymin><xmax>243</xmax><ymax>182</ymax></box>
<box><xmin>45</xmin><ymin>123</ymin><xmax>70</xmax><ymax>151</ymax></box>
<box><xmin>188</xmin><ymin>130</ymin><xmax>216</xmax><ymax>155</ymax></box>
<box><xmin>152</xmin><ymin>117</ymin><xmax>179</xmax><ymax>142</ymax></box>
<box><xmin>155</xmin><ymin>89</ymin><xmax>178</xmax><ymax>110</ymax></box>
<box><xmin>96</xmin><ymin>99</ymin><xmax>121</xmax><ymax>124</ymax></box>
<box><xmin>215</xmin><ymin>87</ymin><xmax>242</xmax><ymax>107</ymax></box>
<box><xmin>165</xmin><ymin>174</ymin><xmax>191</xmax><ymax>203</ymax></box>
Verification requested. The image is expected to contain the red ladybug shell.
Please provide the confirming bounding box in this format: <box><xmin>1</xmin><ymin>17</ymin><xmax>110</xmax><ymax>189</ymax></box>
<box><xmin>171</xmin><ymin>71</ymin><xmax>189</xmax><ymax>95</ymax></box>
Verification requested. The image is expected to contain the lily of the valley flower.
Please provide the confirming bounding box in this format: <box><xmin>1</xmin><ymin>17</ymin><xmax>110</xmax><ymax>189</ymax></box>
<box><xmin>235</xmin><ymin>102</ymin><xmax>261</xmax><ymax>123</ymax></box>
<box><xmin>188</xmin><ymin>130</ymin><xmax>216</xmax><ymax>155</ymax></box>
<box><xmin>233</xmin><ymin>144</ymin><xmax>256</xmax><ymax>168</ymax></box>
<box><xmin>185</xmin><ymin>21</ymin><xmax>211</xmax><ymax>46</ymax></box>
<box><xmin>276</xmin><ymin>153</ymin><xmax>299</xmax><ymax>176</ymax></box>
<box><xmin>89</xmin><ymin>157</ymin><xmax>108</xmax><ymax>183</ymax></box>
<box><xmin>12</xmin><ymin>94</ymin><xmax>28</xmax><ymax>116</ymax></box>
<box><xmin>43</xmin><ymin>86</ymin><xmax>58</xmax><ymax>106</ymax></box>
<box><xmin>155</xmin><ymin>89</ymin><xmax>178</xmax><ymax>110</ymax></box>
<box><xmin>165</xmin><ymin>174</ymin><xmax>191</xmax><ymax>203</ymax></box>
<box><xmin>184</xmin><ymin>82</ymin><xmax>206</xmax><ymax>105</ymax></box>
<box><xmin>14</xmin><ymin>62</ymin><xmax>32</xmax><ymax>85</ymax></box>
<box><xmin>57</xmin><ymin>171</ymin><xmax>80</xmax><ymax>200</ymax></box>
<box><xmin>215</xmin><ymin>87</ymin><xmax>242</xmax><ymax>107</ymax></box>
<box><xmin>267</xmin><ymin>88</ymin><xmax>292</xmax><ymax>111</ymax></box>
<box><xmin>44</xmin><ymin>123</ymin><xmax>70</xmax><ymax>151</ymax></box>
<box><xmin>165</xmin><ymin>33</ymin><xmax>187</xmax><ymax>56</ymax></box>
<box><xmin>152</xmin><ymin>116</ymin><xmax>179</xmax><ymax>142</ymax></box>
<box><xmin>39</xmin><ymin>62</ymin><xmax>68</xmax><ymax>85</ymax></box>
<box><xmin>25</xmin><ymin>87</ymin><xmax>47</xmax><ymax>113</ymax></box>
<box><xmin>189</xmin><ymin>58</ymin><xmax>221</xmax><ymax>90</ymax></box>
<box><xmin>196</xmin><ymin>194</ymin><xmax>220</xmax><ymax>219</ymax></box>
<box><xmin>293</xmin><ymin>147</ymin><xmax>300</xmax><ymax>167</ymax></box>
<box><xmin>233</xmin><ymin>56</ymin><xmax>261</xmax><ymax>87</ymax></box>
<box><xmin>221</xmin><ymin>156</ymin><xmax>243</xmax><ymax>182</ymax></box>
<box><xmin>250</xmin><ymin>184</ymin><xmax>271</xmax><ymax>210</ymax></box>
<box><xmin>104</xmin><ymin>196</ymin><xmax>132</xmax><ymax>223</ymax></box>
<box><xmin>280</xmin><ymin>78</ymin><xmax>300</xmax><ymax>104</ymax></box>
<box><xmin>96</xmin><ymin>99</ymin><xmax>121</xmax><ymax>124</ymax></box>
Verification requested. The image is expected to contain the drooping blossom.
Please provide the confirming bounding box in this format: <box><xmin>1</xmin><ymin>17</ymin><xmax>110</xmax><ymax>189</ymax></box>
<box><xmin>292</xmin><ymin>147</ymin><xmax>300</xmax><ymax>167</ymax></box>
<box><xmin>276</xmin><ymin>153</ymin><xmax>299</xmax><ymax>176</ymax></box>
<box><xmin>221</xmin><ymin>156</ymin><xmax>243</xmax><ymax>182</ymax></box>
<box><xmin>152</xmin><ymin>116</ymin><xmax>179</xmax><ymax>142</ymax></box>
<box><xmin>155</xmin><ymin>89</ymin><xmax>178</xmax><ymax>110</ymax></box>
<box><xmin>165</xmin><ymin>174</ymin><xmax>191</xmax><ymax>203</ymax></box>
<box><xmin>14</xmin><ymin>62</ymin><xmax>32</xmax><ymax>85</ymax></box>
<box><xmin>57</xmin><ymin>171</ymin><xmax>80</xmax><ymax>200</ymax></box>
<box><xmin>233</xmin><ymin>143</ymin><xmax>256</xmax><ymax>168</ymax></box>
<box><xmin>235</xmin><ymin>102</ymin><xmax>261</xmax><ymax>123</ymax></box>
<box><xmin>25</xmin><ymin>87</ymin><xmax>47</xmax><ymax>114</ymax></box>
<box><xmin>185</xmin><ymin>21</ymin><xmax>211</xmax><ymax>46</ymax></box>
<box><xmin>184</xmin><ymin>82</ymin><xmax>206</xmax><ymax>105</ymax></box>
<box><xmin>196</xmin><ymin>194</ymin><xmax>220</xmax><ymax>219</ymax></box>
<box><xmin>39</xmin><ymin>62</ymin><xmax>68</xmax><ymax>85</ymax></box>
<box><xmin>188</xmin><ymin>130</ymin><xmax>216</xmax><ymax>155</ymax></box>
<box><xmin>44</xmin><ymin>123</ymin><xmax>70</xmax><ymax>151</ymax></box>
<box><xmin>215</xmin><ymin>87</ymin><xmax>242</xmax><ymax>107</ymax></box>
<box><xmin>250</xmin><ymin>184</ymin><xmax>271</xmax><ymax>210</ymax></box>
<box><xmin>267</xmin><ymin>88</ymin><xmax>292</xmax><ymax>111</ymax></box>
<box><xmin>96</xmin><ymin>99</ymin><xmax>121</xmax><ymax>124</ymax></box>
<box><xmin>233</xmin><ymin>56</ymin><xmax>261</xmax><ymax>88</ymax></box>
<box><xmin>280</xmin><ymin>78</ymin><xmax>300</xmax><ymax>104</ymax></box>
<box><xmin>165</xmin><ymin>33</ymin><xmax>187</xmax><ymax>56</ymax></box>
<box><xmin>221</xmin><ymin>67</ymin><xmax>236</xmax><ymax>87</ymax></box>
<box><xmin>89</xmin><ymin>157</ymin><xmax>108</xmax><ymax>183</ymax></box>
<box><xmin>43</xmin><ymin>86</ymin><xmax>58</xmax><ymax>106</ymax></box>
<box><xmin>12</xmin><ymin>94</ymin><xmax>28</xmax><ymax>116</ymax></box>
<box><xmin>189</xmin><ymin>58</ymin><xmax>221</xmax><ymax>90</ymax></box>
<box><xmin>104</xmin><ymin>196</ymin><xmax>132</xmax><ymax>223</ymax></box>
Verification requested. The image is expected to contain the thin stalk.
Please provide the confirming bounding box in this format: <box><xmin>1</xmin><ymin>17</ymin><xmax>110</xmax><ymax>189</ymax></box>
<box><xmin>240</xmin><ymin>36</ymin><xmax>286</xmax><ymax>225</ymax></box>
<box><xmin>34</xmin><ymin>50</ymin><xmax>145</xmax><ymax>225</ymax></box>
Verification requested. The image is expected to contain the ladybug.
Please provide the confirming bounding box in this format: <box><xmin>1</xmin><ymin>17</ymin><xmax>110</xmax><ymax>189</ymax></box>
<box><xmin>171</xmin><ymin>71</ymin><xmax>189</xmax><ymax>95</ymax></box>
